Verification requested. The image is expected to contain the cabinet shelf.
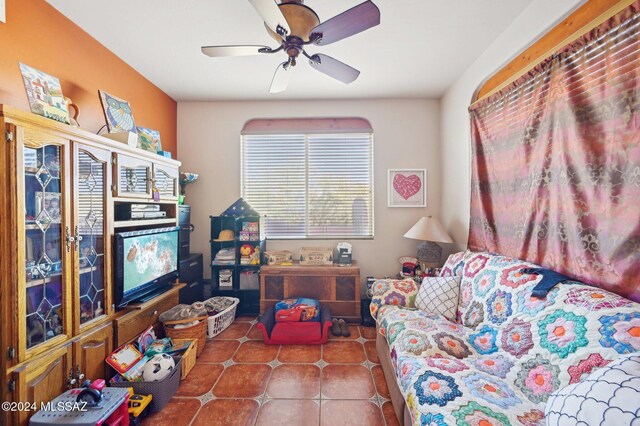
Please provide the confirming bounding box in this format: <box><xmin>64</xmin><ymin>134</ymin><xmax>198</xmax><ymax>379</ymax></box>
<box><xmin>26</xmin><ymin>267</ymin><xmax>95</xmax><ymax>288</ymax></box>
<box><xmin>114</xmin><ymin>218</ymin><xmax>177</xmax><ymax>228</ymax></box>
<box><xmin>25</xmin><ymin>222</ymin><xmax>62</xmax><ymax>230</ymax></box>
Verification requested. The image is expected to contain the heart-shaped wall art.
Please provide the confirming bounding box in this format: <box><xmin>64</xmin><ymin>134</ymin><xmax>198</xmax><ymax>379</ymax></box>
<box><xmin>393</xmin><ymin>174</ymin><xmax>422</xmax><ymax>200</ymax></box>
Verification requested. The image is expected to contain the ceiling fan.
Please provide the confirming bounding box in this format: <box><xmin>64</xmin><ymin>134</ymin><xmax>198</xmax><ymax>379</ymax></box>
<box><xmin>201</xmin><ymin>0</ymin><xmax>380</xmax><ymax>93</ymax></box>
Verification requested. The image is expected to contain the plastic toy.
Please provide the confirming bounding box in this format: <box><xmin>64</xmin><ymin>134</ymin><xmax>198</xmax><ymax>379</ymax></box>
<box><xmin>127</xmin><ymin>388</ymin><xmax>153</xmax><ymax>425</ymax></box>
<box><xmin>76</xmin><ymin>378</ymin><xmax>105</xmax><ymax>407</ymax></box>
<box><xmin>240</xmin><ymin>244</ymin><xmax>254</xmax><ymax>257</ymax></box>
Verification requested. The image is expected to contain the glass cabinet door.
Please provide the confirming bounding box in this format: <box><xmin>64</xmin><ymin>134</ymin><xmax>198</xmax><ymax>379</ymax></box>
<box><xmin>113</xmin><ymin>153</ymin><xmax>151</xmax><ymax>198</ymax></box>
<box><xmin>75</xmin><ymin>146</ymin><xmax>109</xmax><ymax>327</ymax></box>
<box><xmin>23</xmin><ymin>144</ymin><xmax>66</xmax><ymax>350</ymax></box>
<box><xmin>153</xmin><ymin>164</ymin><xmax>179</xmax><ymax>200</ymax></box>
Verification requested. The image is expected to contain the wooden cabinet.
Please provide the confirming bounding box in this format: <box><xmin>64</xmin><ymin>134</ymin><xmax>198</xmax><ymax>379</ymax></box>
<box><xmin>12</xmin><ymin>343</ymin><xmax>73</xmax><ymax>426</ymax></box>
<box><xmin>72</xmin><ymin>322</ymin><xmax>113</xmax><ymax>383</ymax></box>
<box><xmin>112</xmin><ymin>153</ymin><xmax>179</xmax><ymax>201</ymax></box>
<box><xmin>260</xmin><ymin>262</ymin><xmax>361</xmax><ymax>323</ymax></box>
<box><xmin>113</xmin><ymin>285</ymin><xmax>182</xmax><ymax>346</ymax></box>
<box><xmin>0</xmin><ymin>105</ymin><xmax>181</xmax><ymax>424</ymax></box>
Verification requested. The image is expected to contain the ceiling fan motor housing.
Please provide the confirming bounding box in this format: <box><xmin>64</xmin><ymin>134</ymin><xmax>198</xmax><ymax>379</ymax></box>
<box><xmin>266</xmin><ymin>1</ymin><xmax>320</xmax><ymax>42</ymax></box>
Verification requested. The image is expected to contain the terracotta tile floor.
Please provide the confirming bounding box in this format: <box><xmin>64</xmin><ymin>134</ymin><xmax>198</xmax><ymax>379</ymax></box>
<box><xmin>147</xmin><ymin>316</ymin><xmax>399</xmax><ymax>426</ymax></box>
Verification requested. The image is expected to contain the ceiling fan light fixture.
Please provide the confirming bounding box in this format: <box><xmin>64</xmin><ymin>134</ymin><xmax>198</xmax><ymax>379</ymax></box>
<box><xmin>201</xmin><ymin>0</ymin><xmax>380</xmax><ymax>93</ymax></box>
<box><xmin>265</xmin><ymin>1</ymin><xmax>320</xmax><ymax>42</ymax></box>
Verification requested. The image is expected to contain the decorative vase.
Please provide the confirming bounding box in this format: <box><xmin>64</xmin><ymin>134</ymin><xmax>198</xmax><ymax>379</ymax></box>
<box><xmin>179</xmin><ymin>195</ymin><xmax>185</xmax><ymax>205</ymax></box>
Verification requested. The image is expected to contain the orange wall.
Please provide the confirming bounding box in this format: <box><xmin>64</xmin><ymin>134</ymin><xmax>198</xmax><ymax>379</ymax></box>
<box><xmin>0</xmin><ymin>0</ymin><xmax>177</xmax><ymax>155</ymax></box>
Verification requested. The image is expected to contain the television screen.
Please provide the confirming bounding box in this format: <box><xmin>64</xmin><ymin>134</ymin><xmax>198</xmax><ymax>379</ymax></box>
<box><xmin>115</xmin><ymin>226</ymin><xmax>180</xmax><ymax>307</ymax></box>
<box><xmin>122</xmin><ymin>231</ymin><xmax>178</xmax><ymax>292</ymax></box>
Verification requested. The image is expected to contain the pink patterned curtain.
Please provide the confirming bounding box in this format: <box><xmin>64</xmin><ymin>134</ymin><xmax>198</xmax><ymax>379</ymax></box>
<box><xmin>468</xmin><ymin>3</ymin><xmax>640</xmax><ymax>302</ymax></box>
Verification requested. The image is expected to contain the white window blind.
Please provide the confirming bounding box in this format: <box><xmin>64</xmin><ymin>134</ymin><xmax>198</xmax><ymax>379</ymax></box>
<box><xmin>241</xmin><ymin>132</ymin><xmax>374</xmax><ymax>239</ymax></box>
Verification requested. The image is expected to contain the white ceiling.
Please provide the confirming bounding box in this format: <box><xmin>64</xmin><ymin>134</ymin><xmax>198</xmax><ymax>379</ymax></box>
<box><xmin>46</xmin><ymin>0</ymin><xmax>533</xmax><ymax>101</ymax></box>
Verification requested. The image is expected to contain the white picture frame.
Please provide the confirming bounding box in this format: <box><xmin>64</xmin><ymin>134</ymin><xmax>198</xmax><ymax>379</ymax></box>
<box><xmin>388</xmin><ymin>169</ymin><xmax>426</xmax><ymax>207</ymax></box>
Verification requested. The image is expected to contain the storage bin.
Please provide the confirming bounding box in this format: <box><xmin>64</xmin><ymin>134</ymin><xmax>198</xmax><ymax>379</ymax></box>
<box><xmin>240</xmin><ymin>270</ymin><xmax>259</xmax><ymax>290</ymax></box>
<box><xmin>207</xmin><ymin>297</ymin><xmax>239</xmax><ymax>338</ymax></box>
<box><xmin>110</xmin><ymin>356</ymin><xmax>182</xmax><ymax>413</ymax></box>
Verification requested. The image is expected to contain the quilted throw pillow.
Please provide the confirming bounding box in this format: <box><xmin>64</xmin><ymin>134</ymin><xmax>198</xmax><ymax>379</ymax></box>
<box><xmin>545</xmin><ymin>353</ymin><xmax>640</xmax><ymax>425</ymax></box>
<box><xmin>369</xmin><ymin>279</ymin><xmax>419</xmax><ymax>320</ymax></box>
<box><xmin>415</xmin><ymin>276</ymin><xmax>460</xmax><ymax>321</ymax></box>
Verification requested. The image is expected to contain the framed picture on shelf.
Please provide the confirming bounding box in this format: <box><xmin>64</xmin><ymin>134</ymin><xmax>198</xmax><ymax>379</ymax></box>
<box><xmin>18</xmin><ymin>63</ymin><xmax>71</xmax><ymax>125</ymax></box>
<box><xmin>136</xmin><ymin>126</ymin><xmax>162</xmax><ymax>153</ymax></box>
<box><xmin>24</xmin><ymin>147</ymin><xmax>39</xmax><ymax>173</ymax></box>
<box><xmin>34</xmin><ymin>191</ymin><xmax>62</xmax><ymax>223</ymax></box>
<box><xmin>98</xmin><ymin>90</ymin><xmax>137</xmax><ymax>134</ymax></box>
<box><xmin>387</xmin><ymin>169</ymin><xmax>427</xmax><ymax>207</ymax></box>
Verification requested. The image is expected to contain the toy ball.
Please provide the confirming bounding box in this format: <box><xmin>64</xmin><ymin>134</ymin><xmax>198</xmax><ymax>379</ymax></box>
<box><xmin>142</xmin><ymin>353</ymin><xmax>175</xmax><ymax>382</ymax></box>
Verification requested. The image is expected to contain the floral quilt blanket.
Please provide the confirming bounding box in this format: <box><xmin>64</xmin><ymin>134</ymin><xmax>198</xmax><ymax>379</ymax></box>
<box><xmin>373</xmin><ymin>251</ymin><xmax>640</xmax><ymax>425</ymax></box>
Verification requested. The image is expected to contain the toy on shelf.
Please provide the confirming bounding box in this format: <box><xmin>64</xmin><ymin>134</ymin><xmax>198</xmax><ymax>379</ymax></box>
<box><xmin>239</xmin><ymin>243</ymin><xmax>254</xmax><ymax>265</ymax></box>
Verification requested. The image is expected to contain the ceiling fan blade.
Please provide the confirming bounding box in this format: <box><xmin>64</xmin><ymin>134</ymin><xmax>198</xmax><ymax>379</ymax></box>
<box><xmin>201</xmin><ymin>45</ymin><xmax>270</xmax><ymax>57</ymax></box>
<box><xmin>309</xmin><ymin>54</ymin><xmax>360</xmax><ymax>84</ymax></box>
<box><xmin>248</xmin><ymin>0</ymin><xmax>291</xmax><ymax>38</ymax></box>
<box><xmin>311</xmin><ymin>1</ymin><xmax>380</xmax><ymax>46</ymax></box>
<box><xmin>270</xmin><ymin>62</ymin><xmax>292</xmax><ymax>93</ymax></box>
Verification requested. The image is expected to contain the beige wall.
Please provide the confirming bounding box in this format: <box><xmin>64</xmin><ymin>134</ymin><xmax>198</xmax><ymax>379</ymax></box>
<box><xmin>440</xmin><ymin>0</ymin><xmax>584</xmax><ymax>251</ymax></box>
<box><xmin>178</xmin><ymin>99</ymin><xmax>441</xmax><ymax>288</ymax></box>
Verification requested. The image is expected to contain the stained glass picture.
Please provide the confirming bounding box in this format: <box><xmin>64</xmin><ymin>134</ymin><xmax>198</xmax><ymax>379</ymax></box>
<box><xmin>136</xmin><ymin>126</ymin><xmax>162</xmax><ymax>153</ymax></box>
<box><xmin>98</xmin><ymin>90</ymin><xmax>137</xmax><ymax>134</ymax></box>
<box><xmin>19</xmin><ymin>63</ymin><xmax>71</xmax><ymax>125</ymax></box>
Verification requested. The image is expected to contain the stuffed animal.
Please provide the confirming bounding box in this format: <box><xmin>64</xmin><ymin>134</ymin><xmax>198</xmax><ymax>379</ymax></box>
<box><xmin>240</xmin><ymin>244</ymin><xmax>254</xmax><ymax>257</ymax></box>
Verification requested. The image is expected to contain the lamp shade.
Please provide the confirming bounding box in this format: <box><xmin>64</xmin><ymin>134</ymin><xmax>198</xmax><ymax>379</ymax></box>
<box><xmin>404</xmin><ymin>216</ymin><xmax>453</xmax><ymax>244</ymax></box>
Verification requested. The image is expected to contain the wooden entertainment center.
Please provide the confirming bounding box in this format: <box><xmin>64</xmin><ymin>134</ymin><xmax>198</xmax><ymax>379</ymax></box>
<box><xmin>0</xmin><ymin>105</ymin><xmax>182</xmax><ymax>425</ymax></box>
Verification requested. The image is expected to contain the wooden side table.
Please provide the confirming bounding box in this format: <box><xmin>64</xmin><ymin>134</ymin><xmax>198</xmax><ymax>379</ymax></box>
<box><xmin>260</xmin><ymin>262</ymin><xmax>361</xmax><ymax>323</ymax></box>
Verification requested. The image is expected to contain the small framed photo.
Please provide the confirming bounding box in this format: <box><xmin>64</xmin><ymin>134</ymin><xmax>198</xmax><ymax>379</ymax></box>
<box><xmin>35</xmin><ymin>192</ymin><xmax>62</xmax><ymax>223</ymax></box>
<box><xmin>24</xmin><ymin>147</ymin><xmax>39</xmax><ymax>173</ymax></box>
<box><xmin>388</xmin><ymin>169</ymin><xmax>426</xmax><ymax>207</ymax></box>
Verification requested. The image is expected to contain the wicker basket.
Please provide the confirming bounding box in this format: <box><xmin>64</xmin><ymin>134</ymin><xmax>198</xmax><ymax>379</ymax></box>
<box><xmin>163</xmin><ymin>316</ymin><xmax>207</xmax><ymax>357</ymax></box>
<box><xmin>172</xmin><ymin>338</ymin><xmax>197</xmax><ymax>379</ymax></box>
<box><xmin>207</xmin><ymin>297</ymin><xmax>239</xmax><ymax>339</ymax></box>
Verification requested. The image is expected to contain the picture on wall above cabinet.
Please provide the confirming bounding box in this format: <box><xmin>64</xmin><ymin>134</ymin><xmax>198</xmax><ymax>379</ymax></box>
<box><xmin>98</xmin><ymin>90</ymin><xmax>137</xmax><ymax>134</ymax></box>
<box><xmin>18</xmin><ymin>63</ymin><xmax>71</xmax><ymax>125</ymax></box>
<box><xmin>388</xmin><ymin>168</ymin><xmax>426</xmax><ymax>207</ymax></box>
<box><xmin>136</xmin><ymin>126</ymin><xmax>162</xmax><ymax>153</ymax></box>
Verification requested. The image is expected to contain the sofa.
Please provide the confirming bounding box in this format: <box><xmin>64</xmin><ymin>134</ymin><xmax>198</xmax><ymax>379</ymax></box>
<box><xmin>371</xmin><ymin>250</ymin><xmax>640</xmax><ymax>425</ymax></box>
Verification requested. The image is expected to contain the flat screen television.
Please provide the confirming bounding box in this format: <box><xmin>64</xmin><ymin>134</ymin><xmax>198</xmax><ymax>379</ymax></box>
<box><xmin>114</xmin><ymin>226</ymin><xmax>180</xmax><ymax>308</ymax></box>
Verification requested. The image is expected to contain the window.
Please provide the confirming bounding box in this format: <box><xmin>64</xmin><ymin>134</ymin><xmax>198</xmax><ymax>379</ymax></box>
<box><xmin>241</xmin><ymin>119</ymin><xmax>374</xmax><ymax>239</ymax></box>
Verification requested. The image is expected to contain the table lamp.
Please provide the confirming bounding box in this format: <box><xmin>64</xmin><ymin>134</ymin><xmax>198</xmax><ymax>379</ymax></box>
<box><xmin>404</xmin><ymin>216</ymin><xmax>453</xmax><ymax>270</ymax></box>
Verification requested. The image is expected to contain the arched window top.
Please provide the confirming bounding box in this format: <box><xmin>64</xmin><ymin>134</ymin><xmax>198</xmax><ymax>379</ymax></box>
<box><xmin>242</xmin><ymin>117</ymin><xmax>372</xmax><ymax>135</ymax></box>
